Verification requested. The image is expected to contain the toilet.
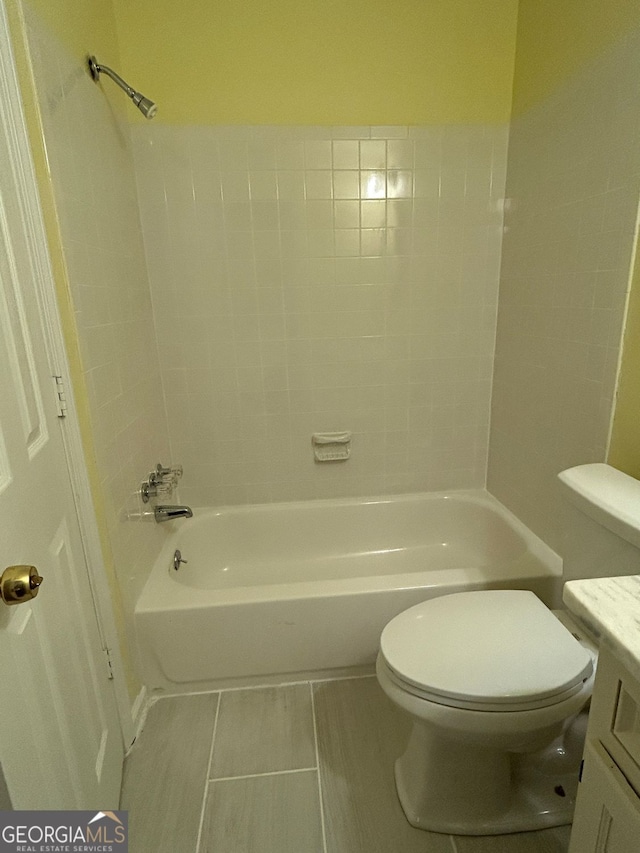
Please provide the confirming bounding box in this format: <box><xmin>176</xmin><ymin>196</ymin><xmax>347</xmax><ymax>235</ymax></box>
<box><xmin>376</xmin><ymin>589</ymin><xmax>596</xmax><ymax>835</ymax></box>
<box><xmin>376</xmin><ymin>462</ymin><xmax>640</xmax><ymax>837</ymax></box>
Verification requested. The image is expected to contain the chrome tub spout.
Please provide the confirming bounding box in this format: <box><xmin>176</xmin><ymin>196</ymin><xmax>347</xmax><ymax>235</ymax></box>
<box><xmin>154</xmin><ymin>505</ymin><xmax>193</xmax><ymax>523</ymax></box>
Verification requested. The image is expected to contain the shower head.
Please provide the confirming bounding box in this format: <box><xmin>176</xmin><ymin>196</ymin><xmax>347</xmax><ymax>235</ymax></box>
<box><xmin>131</xmin><ymin>92</ymin><xmax>157</xmax><ymax>120</ymax></box>
<box><xmin>88</xmin><ymin>56</ymin><xmax>157</xmax><ymax>119</ymax></box>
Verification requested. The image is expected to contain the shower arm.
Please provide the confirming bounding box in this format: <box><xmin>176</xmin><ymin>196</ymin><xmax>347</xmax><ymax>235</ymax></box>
<box><xmin>88</xmin><ymin>56</ymin><xmax>157</xmax><ymax>118</ymax></box>
<box><xmin>92</xmin><ymin>61</ymin><xmax>136</xmax><ymax>100</ymax></box>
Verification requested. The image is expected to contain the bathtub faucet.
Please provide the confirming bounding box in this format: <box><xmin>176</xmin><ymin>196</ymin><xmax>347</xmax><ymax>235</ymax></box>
<box><xmin>154</xmin><ymin>505</ymin><xmax>193</xmax><ymax>523</ymax></box>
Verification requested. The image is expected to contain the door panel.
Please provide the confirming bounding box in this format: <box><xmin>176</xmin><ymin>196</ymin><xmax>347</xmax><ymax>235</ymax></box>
<box><xmin>0</xmin><ymin>26</ymin><xmax>124</xmax><ymax>808</ymax></box>
<box><xmin>0</xmin><ymin>200</ymin><xmax>47</xmax><ymax>457</ymax></box>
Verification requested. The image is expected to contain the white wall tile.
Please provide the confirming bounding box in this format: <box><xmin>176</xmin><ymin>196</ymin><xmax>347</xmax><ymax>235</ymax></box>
<box><xmin>131</xmin><ymin>124</ymin><xmax>508</xmax><ymax>505</ymax></box>
<box><xmin>488</xmin><ymin>31</ymin><xmax>640</xmax><ymax>552</ymax></box>
<box><xmin>23</xmin><ymin>7</ymin><xmax>172</xmax><ymax>657</ymax></box>
<box><xmin>332</xmin><ymin>140</ymin><xmax>360</xmax><ymax>170</ymax></box>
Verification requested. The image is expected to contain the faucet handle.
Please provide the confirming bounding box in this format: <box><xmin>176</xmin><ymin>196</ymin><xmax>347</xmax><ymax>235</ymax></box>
<box><xmin>141</xmin><ymin>480</ymin><xmax>157</xmax><ymax>503</ymax></box>
<box><xmin>156</xmin><ymin>479</ymin><xmax>174</xmax><ymax>498</ymax></box>
<box><xmin>143</xmin><ymin>464</ymin><xmax>184</xmax><ymax>502</ymax></box>
<box><xmin>156</xmin><ymin>463</ymin><xmax>183</xmax><ymax>482</ymax></box>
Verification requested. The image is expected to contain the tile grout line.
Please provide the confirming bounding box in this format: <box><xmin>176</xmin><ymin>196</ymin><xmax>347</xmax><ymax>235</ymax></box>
<box><xmin>309</xmin><ymin>682</ymin><xmax>328</xmax><ymax>853</ymax></box>
<box><xmin>153</xmin><ymin>671</ymin><xmax>376</xmax><ymax>701</ymax></box>
<box><xmin>211</xmin><ymin>766</ymin><xmax>318</xmax><ymax>783</ymax></box>
<box><xmin>194</xmin><ymin>692</ymin><xmax>221</xmax><ymax>853</ymax></box>
<box><xmin>311</xmin><ymin>673</ymin><xmax>376</xmax><ymax>686</ymax></box>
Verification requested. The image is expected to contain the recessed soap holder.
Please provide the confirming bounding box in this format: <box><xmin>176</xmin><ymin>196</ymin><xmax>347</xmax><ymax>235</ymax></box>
<box><xmin>312</xmin><ymin>431</ymin><xmax>351</xmax><ymax>462</ymax></box>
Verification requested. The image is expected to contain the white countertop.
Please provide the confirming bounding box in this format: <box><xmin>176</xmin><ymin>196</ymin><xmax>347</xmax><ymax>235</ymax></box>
<box><xmin>563</xmin><ymin>575</ymin><xmax>640</xmax><ymax>680</ymax></box>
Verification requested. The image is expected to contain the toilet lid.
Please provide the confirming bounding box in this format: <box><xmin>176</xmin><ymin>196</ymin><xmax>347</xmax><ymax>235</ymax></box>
<box><xmin>380</xmin><ymin>590</ymin><xmax>593</xmax><ymax>708</ymax></box>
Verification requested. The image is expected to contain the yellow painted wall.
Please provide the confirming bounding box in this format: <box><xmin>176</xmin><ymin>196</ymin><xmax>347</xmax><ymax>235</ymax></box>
<box><xmin>609</xmin><ymin>253</ymin><xmax>640</xmax><ymax>479</ymax></box>
<box><xmin>112</xmin><ymin>0</ymin><xmax>518</xmax><ymax>125</ymax></box>
<box><xmin>606</xmin><ymin>1</ymin><xmax>640</xmax><ymax>478</ymax></box>
<box><xmin>18</xmin><ymin>0</ymin><xmax>120</xmax><ymax>64</ymax></box>
<box><xmin>512</xmin><ymin>0</ymin><xmax>639</xmax><ymax>115</ymax></box>
<box><xmin>7</xmin><ymin>0</ymin><xmax>140</xmax><ymax>701</ymax></box>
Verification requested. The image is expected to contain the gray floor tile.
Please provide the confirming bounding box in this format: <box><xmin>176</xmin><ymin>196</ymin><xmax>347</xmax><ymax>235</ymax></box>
<box><xmin>201</xmin><ymin>770</ymin><xmax>324</xmax><ymax>853</ymax></box>
<box><xmin>211</xmin><ymin>684</ymin><xmax>316</xmax><ymax>778</ymax></box>
<box><xmin>453</xmin><ymin>825</ymin><xmax>571</xmax><ymax>853</ymax></box>
<box><xmin>314</xmin><ymin>677</ymin><xmax>453</xmax><ymax>853</ymax></box>
<box><xmin>120</xmin><ymin>693</ymin><xmax>218</xmax><ymax>853</ymax></box>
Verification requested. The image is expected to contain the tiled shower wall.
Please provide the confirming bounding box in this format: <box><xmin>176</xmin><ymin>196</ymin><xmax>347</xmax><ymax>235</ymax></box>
<box><xmin>132</xmin><ymin>125</ymin><xmax>508</xmax><ymax>506</ymax></box>
<box><xmin>22</xmin><ymin>4</ymin><xmax>171</xmax><ymax>642</ymax></box>
<box><xmin>488</xmin><ymin>28</ymin><xmax>640</xmax><ymax>553</ymax></box>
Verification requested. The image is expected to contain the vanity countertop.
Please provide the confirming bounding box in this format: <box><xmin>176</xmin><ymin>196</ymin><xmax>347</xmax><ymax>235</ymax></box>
<box><xmin>563</xmin><ymin>575</ymin><xmax>640</xmax><ymax>680</ymax></box>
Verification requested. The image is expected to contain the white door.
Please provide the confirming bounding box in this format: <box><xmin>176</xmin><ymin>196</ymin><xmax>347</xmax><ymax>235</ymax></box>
<box><xmin>0</xmin><ymin>27</ymin><xmax>123</xmax><ymax>809</ymax></box>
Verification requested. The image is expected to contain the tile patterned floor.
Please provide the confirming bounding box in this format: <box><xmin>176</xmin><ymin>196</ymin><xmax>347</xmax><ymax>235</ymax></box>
<box><xmin>120</xmin><ymin>676</ymin><xmax>572</xmax><ymax>853</ymax></box>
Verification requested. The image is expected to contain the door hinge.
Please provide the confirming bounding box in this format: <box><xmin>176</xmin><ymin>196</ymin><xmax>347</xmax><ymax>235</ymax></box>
<box><xmin>52</xmin><ymin>375</ymin><xmax>68</xmax><ymax>418</ymax></box>
<box><xmin>103</xmin><ymin>646</ymin><xmax>115</xmax><ymax>680</ymax></box>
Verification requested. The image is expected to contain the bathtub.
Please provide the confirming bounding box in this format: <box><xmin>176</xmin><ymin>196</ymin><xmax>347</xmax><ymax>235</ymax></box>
<box><xmin>135</xmin><ymin>490</ymin><xmax>562</xmax><ymax>692</ymax></box>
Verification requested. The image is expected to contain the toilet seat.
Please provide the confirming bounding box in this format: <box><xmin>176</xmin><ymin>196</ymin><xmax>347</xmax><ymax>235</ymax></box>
<box><xmin>380</xmin><ymin>590</ymin><xmax>593</xmax><ymax>712</ymax></box>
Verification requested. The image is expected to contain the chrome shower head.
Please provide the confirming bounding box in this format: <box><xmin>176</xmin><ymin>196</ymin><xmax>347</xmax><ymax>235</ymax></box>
<box><xmin>88</xmin><ymin>56</ymin><xmax>157</xmax><ymax>120</ymax></box>
<box><xmin>131</xmin><ymin>92</ymin><xmax>158</xmax><ymax>120</ymax></box>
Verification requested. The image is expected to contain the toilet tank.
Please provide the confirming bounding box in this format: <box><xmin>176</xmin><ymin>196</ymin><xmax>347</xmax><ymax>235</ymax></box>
<box><xmin>558</xmin><ymin>464</ymin><xmax>640</xmax><ymax>583</ymax></box>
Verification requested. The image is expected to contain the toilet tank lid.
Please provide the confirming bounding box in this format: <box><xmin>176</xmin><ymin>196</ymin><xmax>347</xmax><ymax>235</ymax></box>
<box><xmin>380</xmin><ymin>590</ymin><xmax>593</xmax><ymax>705</ymax></box>
<box><xmin>558</xmin><ymin>463</ymin><xmax>640</xmax><ymax>549</ymax></box>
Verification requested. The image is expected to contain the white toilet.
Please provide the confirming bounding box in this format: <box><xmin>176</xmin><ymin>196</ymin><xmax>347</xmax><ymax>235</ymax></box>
<box><xmin>376</xmin><ymin>589</ymin><xmax>596</xmax><ymax>835</ymax></box>
<box><xmin>376</xmin><ymin>463</ymin><xmax>640</xmax><ymax>836</ymax></box>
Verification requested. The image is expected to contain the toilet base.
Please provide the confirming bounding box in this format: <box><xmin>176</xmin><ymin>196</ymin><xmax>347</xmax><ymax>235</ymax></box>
<box><xmin>397</xmin><ymin>754</ymin><xmax>578</xmax><ymax>835</ymax></box>
<box><xmin>395</xmin><ymin>716</ymin><xmax>587</xmax><ymax>836</ymax></box>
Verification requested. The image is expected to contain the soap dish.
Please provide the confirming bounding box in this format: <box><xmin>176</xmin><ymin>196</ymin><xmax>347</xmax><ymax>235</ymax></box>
<box><xmin>312</xmin><ymin>431</ymin><xmax>351</xmax><ymax>462</ymax></box>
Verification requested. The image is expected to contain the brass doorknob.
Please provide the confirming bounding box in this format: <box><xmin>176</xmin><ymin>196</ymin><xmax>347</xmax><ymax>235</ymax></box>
<box><xmin>0</xmin><ymin>565</ymin><xmax>43</xmax><ymax>605</ymax></box>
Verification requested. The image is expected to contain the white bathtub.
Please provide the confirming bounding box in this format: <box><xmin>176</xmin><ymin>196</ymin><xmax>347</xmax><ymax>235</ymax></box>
<box><xmin>135</xmin><ymin>490</ymin><xmax>562</xmax><ymax>692</ymax></box>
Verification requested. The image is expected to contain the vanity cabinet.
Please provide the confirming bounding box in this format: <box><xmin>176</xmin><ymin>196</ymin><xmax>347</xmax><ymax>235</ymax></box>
<box><xmin>569</xmin><ymin>646</ymin><xmax>640</xmax><ymax>852</ymax></box>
